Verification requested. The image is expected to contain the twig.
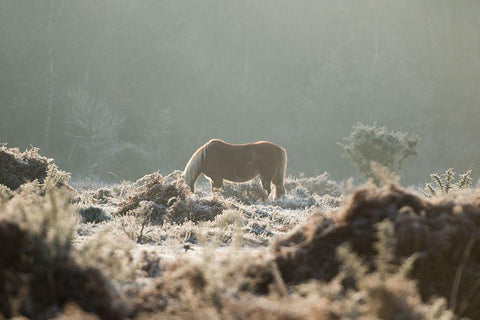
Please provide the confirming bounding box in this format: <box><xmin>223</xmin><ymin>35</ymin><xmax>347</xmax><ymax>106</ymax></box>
<box><xmin>450</xmin><ymin>237</ymin><xmax>475</xmax><ymax>312</ymax></box>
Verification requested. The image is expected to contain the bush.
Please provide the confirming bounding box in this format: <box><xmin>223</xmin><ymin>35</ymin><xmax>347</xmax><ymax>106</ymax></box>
<box><xmin>284</xmin><ymin>172</ymin><xmax>344</xmax><ymax>197</ymax></box>
<box><xmin>339</xmin><ymin>123</ymin><xmax>418</xmax><ymax>180</ymax></box>
<box><xmin>0</xmin><ymin>190</ymin><xmax>127</xmax><ymax>319</ymax></box>
<box><xmin>0</xmin><ymin>144</ymin><xmax>70</xmax><ymax>191</ymax></box>
<box><xmin>221</xmin><ymin>178</ymin><xmax>268</xmax><ymax>204</ymax></box>
<box><xmin>117</xmin><ymin>172</ymin><xmax>226</xmax><ymax>225</ymax></box>
<box><xmin>78</xmin><ymin>206</ymin><xmax>110</xmax><ymax>223</ymax></box>
<box><xmin>273</xmin><ymin>182</ymin><xmax>480</xmax><ymax>319</ymax></box>
<box><xmin>423</xmin><ymin>167</ymin><xmax>472</xmax><ymax>197</ymax></box>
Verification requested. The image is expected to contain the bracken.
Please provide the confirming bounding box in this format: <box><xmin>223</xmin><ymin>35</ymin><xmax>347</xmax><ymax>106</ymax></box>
<box><xmin>273</xmin><ymin>183</ymin><xmax>480</xmax><ymax>319</ymax></box>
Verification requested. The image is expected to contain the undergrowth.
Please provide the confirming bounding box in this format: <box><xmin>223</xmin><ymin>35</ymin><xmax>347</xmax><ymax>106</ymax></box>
<box><xmin>0</xmin><ymin>187</ymin><xmax>127</xmax><ymax>319</ymax></box>
<box><xmin>1</xmin><ymin>145</ymin><xmax>479</xmax><ymax>319</ymax></box>
<box><xmin>422</xmin><ymin>168</ymin><xmax>472</xmax><ymax>197</ymax></box>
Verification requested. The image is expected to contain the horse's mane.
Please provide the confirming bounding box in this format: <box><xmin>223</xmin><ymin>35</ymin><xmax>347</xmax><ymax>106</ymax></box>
<box><xmin>182</xmin><ymin>143</ymin><xmax>206</xmax><ymax>186</ymax></box>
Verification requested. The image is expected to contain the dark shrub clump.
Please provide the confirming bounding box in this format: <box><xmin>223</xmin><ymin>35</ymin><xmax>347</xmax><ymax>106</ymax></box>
<box><xmin>273</xmin><ymin>183</ymin><xmax>480</xmax><ymax>319</ymax></box>
<box><xmin>117</xmin><ymin>173</ymin><xmax>226</xmax><ymax>224</ymax></box>
<box><xmin>0</xmin><ymin>219</ymin><xmax>127</xmax><ymax>319</ymax></box>
<box><xmin>0</xmin><ymin>144</ymin><xmax>70</xmax><ymax>191</ymax></box>
<box><xmin>79</xmin><ymin>206</ymin><xmax>110</xmax><ymax>223</ymax></box>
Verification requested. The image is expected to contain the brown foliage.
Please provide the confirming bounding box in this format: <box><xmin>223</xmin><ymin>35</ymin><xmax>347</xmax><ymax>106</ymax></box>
<box><xmin>130</xmin><ymin>263</ymin><xmax>207</xmax><ymax>317</ymax></box>
<box><xmin>362</xmin><ymin>274</ymin><xmax>425</xmax><ymax>320</ymax></box>
<box><xmin>221</xmin><ymin>179</ymin><xmax>267</xmax><ymax>204</ymax></box>
<box><xmin>284</xmin><ymin>173</ymin><xmax>343</xmax><ymax>197</ymax></box>
<box><xmin>117</xmin><ymin>173</ymin><xmax>225</xmax><ymax>224</ymax></box>
<box><xmin>52</xmin><ymin>303</ymin><xmax>101</xmax><ymax>320</ymax></box>
<box><xmin>0</xmin><ymin>145</ymin><xmax>69</xmax><ymax>191</ymax></box>
<box><xmin>274</xmin><ymin>184</ymin><xmax>480</xmax><ymax>318</ymax></box>
<box><xmin>0</xmin><ymin>220</ymin><xmax>127</xmax><ymax>320</ymax></box>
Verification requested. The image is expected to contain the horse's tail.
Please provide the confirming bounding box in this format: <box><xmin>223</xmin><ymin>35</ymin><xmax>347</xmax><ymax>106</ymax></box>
<box><xmin>182</xmin><ymin>145</ymin><xmax>205</xmax><ymax>192</ymax></box>
<box><xmin>273</xmin><ymin>147</ymin><xmax>287</xmax><ymax>198</ymax></box>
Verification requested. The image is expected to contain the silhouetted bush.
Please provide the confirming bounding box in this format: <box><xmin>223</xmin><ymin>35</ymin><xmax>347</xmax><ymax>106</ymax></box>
<box><xmin>339</xmin><ymin>123</ymin><xmax>418</xmax><ymax>179</ymax></box>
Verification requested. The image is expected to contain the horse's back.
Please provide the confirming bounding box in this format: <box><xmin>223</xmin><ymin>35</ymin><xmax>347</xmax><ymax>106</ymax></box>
<box><xmin>203</xmin><ymin>139</ymin><xmax>284</xmax><ymax>178</ymax></box>
<box><xmin>206</xmin><ymin>139</ymin><xmax>283</xmax><ymax>159</ymax></box>
<box><xmin>251</xmin><ymin>141</ymin><xmax>285</xmax><ymax>162</ymax></box>
<box><xmin>206</xmin><ymin>138</ymin><xmax>227</xmax><ymax>146</ymax></box>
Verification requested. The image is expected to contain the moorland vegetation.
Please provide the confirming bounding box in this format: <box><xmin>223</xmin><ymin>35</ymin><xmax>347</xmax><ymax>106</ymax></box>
<box><xmin>0</xmin><ymin>141</ymin><xmax>479</xmax><ymax>319</ymax></box>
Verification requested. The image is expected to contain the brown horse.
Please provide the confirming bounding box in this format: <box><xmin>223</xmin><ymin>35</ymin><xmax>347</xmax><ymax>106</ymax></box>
<box><xmin>182</xmin><ymin>139</ymin><xmax>287</xmax><ymax>199</ymax></box>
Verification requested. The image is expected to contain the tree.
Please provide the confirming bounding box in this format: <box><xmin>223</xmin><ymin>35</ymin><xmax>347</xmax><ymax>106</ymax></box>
<box><xmin>65</xmin><ymin>87</ymin><xmax>124</xmax><ymax>175</ymax></box>
<box><xmin>43</xmin><ymin>0</ymin><xmax>71</xmax><ymax>152</ymax></box>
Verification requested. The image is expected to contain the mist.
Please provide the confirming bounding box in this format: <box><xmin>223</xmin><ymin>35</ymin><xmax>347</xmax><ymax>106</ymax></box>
<box><xmin>1</xmin><ymin>0</ymin><xmax>480</xmax><ymax>184</ymax></box>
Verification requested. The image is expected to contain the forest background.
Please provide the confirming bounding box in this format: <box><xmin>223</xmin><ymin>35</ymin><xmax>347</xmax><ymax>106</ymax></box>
<box><xmin>1</xmin><ymin>1</ymin><xmax>479</xmax><ymax>184</ymax></box>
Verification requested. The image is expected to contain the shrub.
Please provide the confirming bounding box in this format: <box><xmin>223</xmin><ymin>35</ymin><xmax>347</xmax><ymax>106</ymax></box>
<box><xmin>339</xmin><ymin>123</ymin><xmax>418</xmax><ymax>180</ymax></box>
<box><xmin>0</xmin><ymin>144</ymin><xmax>70</xmax><ymax>191</ymax></box>
<box><xmin>0</xmin><ymin>190</ymin><xmax>127</xmax><ymax>319</ymax></box>
<box><xmin>78</xmin><ymin>206</ymin><xmax>110</xmax><ymax>223</ymax></box>
<box><xmin>273</xmin><ymin>182</ymin><xmax>480</xmax><ymax>319</ymax></box>
<box><xmin>221</xmin><ymin>178</ymin><xmax>267</xmax><ymax>204</ymax></box>
<box><xmin>117</xmin><ymin>172</ymin><xmax>226</xmax><ymax>225</ymax></box>
<box><xmin>423</xmin><ymin>168</ymin><xmax>472</xmax><ymax>197</ymax></box>
<box><xmin>284</xmin><ymin>172</ymin><xmax>344</xmax><ymax>197</ymax></box>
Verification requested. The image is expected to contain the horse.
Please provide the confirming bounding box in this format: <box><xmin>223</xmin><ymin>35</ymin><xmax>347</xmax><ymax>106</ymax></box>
<box><xmin>182</xmin><ymin>139</ymin><xmax>287</xmax><ymax>199</ymax></box>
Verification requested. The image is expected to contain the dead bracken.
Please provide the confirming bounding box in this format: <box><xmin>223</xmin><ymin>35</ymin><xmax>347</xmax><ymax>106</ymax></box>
<box><xmin>0</xmin><ymin>219</ymin><xmax>127</xmax><ymax>319</ymax></box>
<box><xmin>117</xmin><ymin>173</ymin><xmax>226</xmax><ymax>224</ymax></box>
<box><xmin>274</xmin><ymin>183</ymin><xmax>480</xmax><ymax>319</ymax></box>
<box><xmin>0</xmin><ymin>147</ymin><xmax>474</xmax><ymax>319</ymax></box>
<box><xmin>0</xmin><ymin>144</ymin><xmax>70</xmax><ymax>191</ymax></box>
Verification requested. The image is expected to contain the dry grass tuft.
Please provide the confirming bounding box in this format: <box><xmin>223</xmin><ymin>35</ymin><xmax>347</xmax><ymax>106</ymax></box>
<box><xmin>118</xmin><ymin>173</ymin><xmax>190</xmax><ymax>215</ymax></box>
<box><xmin>130</xmin><ymin>262</ymin><xmax>208</xmax><ymax>316</ymax></box>
<box><xmin>0</xmin><ymin>144</ymin><xmax>70</xmax><ymax>191</ymax></box>
<box><xmin>0</xmin><ymin>181</ymin><xmax>129</xmax><ymax>319</ymax></box>
<box><xmin>221</xmin><ymin>178</ymin><xmax>268</xmax><ymax>203</ymax></box>
<box><xmin>117</xmin><ymin>173</ymin><xmax>226</xmax><ymax>224</ymax></box>
<box><xmin>284</xmin><ymin>172</ymin><xmax>345</xmax><ymax>197</ymax></box>
<box><xmin>52</xmin><ymin>303</ymin><xmax>101</xmax><ymax>320</ymax></box>
<box><xmin>0</xmin><ymin>213</ymin><xmax>127</xmax><ymax>319</ymax></box>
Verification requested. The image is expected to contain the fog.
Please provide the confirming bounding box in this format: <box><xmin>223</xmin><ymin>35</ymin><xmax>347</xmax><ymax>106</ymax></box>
<box><xmin>1</xmin><ymin>1</ymin><xmax>479</xmax><ymax>184</ymax></box>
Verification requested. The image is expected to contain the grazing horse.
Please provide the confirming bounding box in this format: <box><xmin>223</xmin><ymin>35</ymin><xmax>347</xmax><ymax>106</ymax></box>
<box><xmin>182</xmin><ymin>139</ymin><xmax>287</xmax><ymax>199</ymax></box>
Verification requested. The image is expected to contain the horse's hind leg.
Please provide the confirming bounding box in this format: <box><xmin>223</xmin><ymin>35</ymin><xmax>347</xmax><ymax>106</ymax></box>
<box><xmin>210</xmin><ymin>177</ymin><xmax>224</xmax><ymax>193</ymax></box>
<box><xmin>273</xmin><ymin>183</ymin><xmax>285</xmax><ymax>199</ymax></box>
<box><xmin>260</xmin><ymin>177</ymin><xmax>272</xmax><ymax>199</ymax></box>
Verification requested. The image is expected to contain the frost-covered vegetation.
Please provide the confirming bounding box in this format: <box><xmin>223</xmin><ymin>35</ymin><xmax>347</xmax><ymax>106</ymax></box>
<box><xmin>2</xmin><ymin>1</ymin><xmax>480</xmax><ymax>318</ymax></box>
<box><xmin>339</xmin><ymin>123</ymin><xmax>418</xmax><ymax>180</ymax></box>
<box><xmin>2</xmin><ymin>145</ymin><xmax>480</xmax><ymax>319</ymax></box>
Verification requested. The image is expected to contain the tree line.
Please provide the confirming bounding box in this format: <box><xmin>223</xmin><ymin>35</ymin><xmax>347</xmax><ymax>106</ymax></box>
<box><xmin>1</xmin><ymin>0</ymin><xmax>479</xmax><ymax>183</ymax></box>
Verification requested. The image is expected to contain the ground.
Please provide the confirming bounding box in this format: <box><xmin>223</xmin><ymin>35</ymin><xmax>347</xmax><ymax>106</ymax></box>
<box><xmin>0</xmin><ymin>146</ymin><xmax>473</xmax><ymax>319</ymax></box>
